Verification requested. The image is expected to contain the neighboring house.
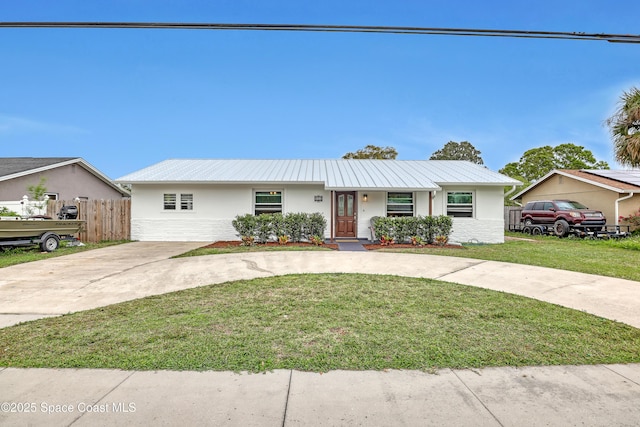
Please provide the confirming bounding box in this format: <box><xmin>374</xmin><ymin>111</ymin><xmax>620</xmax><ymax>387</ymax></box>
<box><xmin>0</xmin><ymin>157</ymin><xmax>130</xmax><ymax>202</ymax></box>
<box><xmin>511</xmin><ymin>169</ymin><xmax>640</xmax><ymax>226</ymax></box>
<box><xmin>116</xmin><ymin>159</ymin><xmax>519</xmax><ymax>244</ymax></box>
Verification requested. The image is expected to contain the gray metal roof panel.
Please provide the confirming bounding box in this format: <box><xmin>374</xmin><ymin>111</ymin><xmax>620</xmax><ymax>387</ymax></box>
<box><xmin>116</xmin><ymin>159</ymin><xmax>519</xmax><ymax>188</ymax></box>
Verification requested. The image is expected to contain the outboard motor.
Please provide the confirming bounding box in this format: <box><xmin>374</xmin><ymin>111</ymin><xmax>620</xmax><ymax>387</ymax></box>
<box><xmin>58</xmin><ymin>205</ymin><xmax>78</xmax><ymax>220</ymax></box>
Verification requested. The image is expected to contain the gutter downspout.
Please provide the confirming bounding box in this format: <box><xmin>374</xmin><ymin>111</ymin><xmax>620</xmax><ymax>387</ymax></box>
<box><xmin>615</xmin><ymin>192</ymin><xmax>635</xmax><ymax>226</ymax></box>
<box><xmin>504</xmin><ymin>185</ymin><xmax>522</xmax><ymax>206</ymax></box>
<box><xmin>429</xmin><ymin>191</ymin><xmax>433</xmax><ymax>216</ymax></box>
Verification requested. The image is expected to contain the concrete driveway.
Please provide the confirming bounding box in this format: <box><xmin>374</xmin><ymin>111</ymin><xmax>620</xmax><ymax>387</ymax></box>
<box><xmin>2</xmin><ymin>242</ymin><xmax>640</xmax><ymax>426</ymax></box>
<box><xmin>1</xmin><ymin>241</ymin><xmax>640</xmax><ymax>328</ymax></box>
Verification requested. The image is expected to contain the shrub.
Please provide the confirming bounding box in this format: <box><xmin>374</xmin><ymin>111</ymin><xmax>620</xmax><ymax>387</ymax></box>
<box><xmin>433</xmin><ymin>215</ymin><xmax>453</xmax><ymax>239</ymax></box>
<box><xmin>372</xmin><ymin>217</ymin><xmax>393</xmax><ymax>240</ymax></box>
<box><xmin>307</xmin><ymin>213</ymin><xmax>327</xmax><ymax>240</ymax></box>
<box><xmin>372</xmin><ymin>215</ymin><xmax>452</xmax><ymax>244</ymax></box>
<box><xmin>232</xmin><ymin>214</ymin><xmax>257</xmax><ymax>241</ymax></box>
<box><xmin>310</xmin><ymin>235</ymin><xmax>324</xmax><ymax>246</ymax></box>
<box><xmin>393</xmin><ymin>217</ymin><xmax>413</xmax><ymax>244</ymax></box>
<box><xmin>285</xmin><ymin>212</ymin><xmax>306</xmax><ymax>243</ymax></box>
<box><xmin>380</xmin><ymin>235</ymin><xmax>394</xmax><ymax>246</ymax></box>
<box><xmin>0</xmin><ymin>207</ymin><xmax>19</xmax><ymax>217</ymax></box>
<box><xmin>278</xmin><ymin>235</ymin><xmax>289</xmax><ymax>245</ymax></box>
<box><xmin>270</xmin><ymin>213</ymin><xmax>286</xmax><ymax>240</ymax></box>
<box><xmin>620</xmin><ymin>208</ymin><xmax>640</xmax><ymax>230</ymax></box>
<box><xmin>255</xmin><ymin>214</ymin><xmax>274</xmax><ymax>243</ymax></box>
<box><xmin>231</xmin><ymin>212</ymin><xmax>328</xmax><ymax>244</ymax></box>
<box><xmin>419</xmin><ymin>216</ymin><xmax>436</xmax><ymax>244</ymax></box>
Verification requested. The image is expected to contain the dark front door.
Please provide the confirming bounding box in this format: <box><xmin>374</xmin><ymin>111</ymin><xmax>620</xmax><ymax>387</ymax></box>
<box><xmin>336</xmin><ymin>191</ymin><xmax>356</xmax><ymax>238</ymax></box>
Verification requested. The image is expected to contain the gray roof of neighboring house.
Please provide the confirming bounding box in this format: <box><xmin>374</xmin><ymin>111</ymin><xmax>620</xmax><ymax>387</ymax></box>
<box><xmin>0</xmin><ymin>157</ymin><xmax>130</xmax><ymax>196</ymax></box>
<box><xmin>116</xmin><ymin>159</ymin><xmax>520</xmax><ymax>191</ymax></box>
<box><xmin>0</xmin><ymin>157</ymin><xmax>78</xmax><ymax>178</ymax></box>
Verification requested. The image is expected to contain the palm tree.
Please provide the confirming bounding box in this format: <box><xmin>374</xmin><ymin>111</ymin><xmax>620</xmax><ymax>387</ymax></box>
<box><xmin>607</xmin><ymin>87</ymin><xmax>640</xmax><ymax>167</ymax></box>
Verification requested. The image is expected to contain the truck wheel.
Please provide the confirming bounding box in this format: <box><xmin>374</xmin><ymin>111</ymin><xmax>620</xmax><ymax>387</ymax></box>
<box><xmin>524</xmin><ymin>218</ymin><xmax>533</xmax><ymax>227</ymax></box>
<box><xmin>553</xmin><ymin>220</ymin><xmax>569</xmax><ymax>238</ymax></box>
<box><xmin>40</xmin><ymin>234</ymin><xmax>60</xmax><ymax>252</ymax></box>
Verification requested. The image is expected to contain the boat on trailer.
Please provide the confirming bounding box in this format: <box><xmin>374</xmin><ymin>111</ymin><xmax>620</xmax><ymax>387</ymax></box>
<box><xmin>0</xmin><ymin>206</ymin><xmax>85</xmax><ymax>252</ymax></box>
<box><xmin>0</xmin><ymin>218</ymin><xmax>84</xmax><ymax>239</ymax></box>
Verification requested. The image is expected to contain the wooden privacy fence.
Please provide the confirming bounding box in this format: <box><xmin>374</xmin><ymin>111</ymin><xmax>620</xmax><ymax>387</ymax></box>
<box><xmin>48</xmin><ymin>199</ymin><xmax>131</xmax><ymax>243</ymax></box>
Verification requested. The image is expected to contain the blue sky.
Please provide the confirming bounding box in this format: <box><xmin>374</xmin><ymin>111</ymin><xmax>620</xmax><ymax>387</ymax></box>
<box><xmin>1</xmin><ymin>1</ymin><xmax>639</xmax><ymax>179</ymax></box>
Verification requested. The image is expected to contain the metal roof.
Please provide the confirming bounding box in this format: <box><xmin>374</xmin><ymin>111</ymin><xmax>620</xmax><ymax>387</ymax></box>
<box><xmin>116</xmin><ymin>159</ymin><xmax>519</xmax><ymax>190</ymax></box>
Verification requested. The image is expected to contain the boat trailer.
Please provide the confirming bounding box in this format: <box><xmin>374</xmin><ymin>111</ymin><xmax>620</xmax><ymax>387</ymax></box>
<box><xmin>0</xmin><ymin>206</ymin><xmax>84</xmax><ymax>252</ymax></box>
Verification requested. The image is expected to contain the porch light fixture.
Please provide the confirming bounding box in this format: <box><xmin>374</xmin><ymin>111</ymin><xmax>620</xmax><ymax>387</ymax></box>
<box><xmin>314</xmin><ymin>195</ymin><xmax>323</xmax><ymax>202</ymax></box>
<box><xmin>362</xmin><ymin>194</ymin><xmax>368</xmax><ymax>202</ymax></box>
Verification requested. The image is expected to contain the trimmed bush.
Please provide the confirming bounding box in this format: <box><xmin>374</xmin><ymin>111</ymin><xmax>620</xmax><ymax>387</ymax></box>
<box><xmin>255</xmin><ymin>214</ymin><xmax>274</xmax><ymax>243</ymax></box>
<box><xmin>232</xmin><ymin>212</ymin><xmax>327</xmax><ymax>243</ymax></box>
<box><xmin>371</xmin><ymin>215</ymin><xmax>453</xmax><ymax>244</ymax></box>
<box><xmin>270</xmin><ymin>213</ymin><xmax>286</xmax><ymax>239</ymax></box>
<box><xmin>307</xmin><ymin>213</ymin><xmax>327</xmax><ymax>240</ymax></box>
<box><xmin>285</xmin><ymin>212</ymin><xmax>306</xmax><ymax>243</ymax></box>
<box><xmin>232</xmin><ymin>214</ymin><xmax>257</xmax><ymax>239</ymax></box>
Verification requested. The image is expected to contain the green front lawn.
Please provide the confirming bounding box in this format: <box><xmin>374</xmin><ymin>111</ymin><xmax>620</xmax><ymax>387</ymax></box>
<box><xmin>1</xmin><ymin>274</ymin><xmax>638</xmax><ymax>372</ymax></box>
<box><xmin>376</xmin><ymin>234</ymin><xmax>640</xmax><ymax>282</ymax></box>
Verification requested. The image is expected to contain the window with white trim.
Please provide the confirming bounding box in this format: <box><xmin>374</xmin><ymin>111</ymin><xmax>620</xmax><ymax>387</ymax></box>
<box><xmin>387</xmin><ymin>192</ymin><xmax>414</xmax><ymax>217</ymax></box>
<box><xmin>164</xmin><ymin>193</ymin><xmax>177</xmax><ymax>210</ymax></box>
<box><xmin>164</xmin><ymin>193</ymin><xmax>193</xmax><ymax>211</ymax></box>
<box><xmin>447</xmin><ymin>191</ymin><xmax>474</xmax><ymax>217</ymax></box>
<box><xmin>180</xmin><ymin>193</ymin><xmax>193</xmax><ymax>210</ymax></box>
<box><xmin>255</xmin><ymin>190</ymin><xmax>282</xmax><ymax>215</ymax></box>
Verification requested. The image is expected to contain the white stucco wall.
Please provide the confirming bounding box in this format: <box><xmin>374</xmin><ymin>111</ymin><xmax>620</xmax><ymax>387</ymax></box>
<box><xmin>130</xmin><ymin>184</ymin><xmax>506</xmax><ymax>243</ymax></box>
<box><xmin>435</xmin><ymin>186</ymin><xmax>506</xmax><ymax>244</ymax></box>
<box><xmin>131</xmin><ymin>184</ymin><xmax>331</xmax><ymax>242</ymax></box>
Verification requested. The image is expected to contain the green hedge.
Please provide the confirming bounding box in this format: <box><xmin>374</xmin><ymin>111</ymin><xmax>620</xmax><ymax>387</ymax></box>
<box><xmin>371</xmin><ymin>215</ymin><xmax>453</xmax><ymax>244</ymax></box>
<box><xmin>232</xmin><ymin>212</ymin><xmax>327</xmax><ymax>243</ymax></box>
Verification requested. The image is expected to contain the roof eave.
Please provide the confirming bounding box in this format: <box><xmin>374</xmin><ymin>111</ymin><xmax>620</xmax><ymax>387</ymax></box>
<box><xmin>510</xmin><ymin>169</ymin><xmax>636</xmax><ymax>201</ymax></box>
<box><xmin>0</xmin><ymin>158</ymin><xmax>130</xmax><ymax>197</ymax></box>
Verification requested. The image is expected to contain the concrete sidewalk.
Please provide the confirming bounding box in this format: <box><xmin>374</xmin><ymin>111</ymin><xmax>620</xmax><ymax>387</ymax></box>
<box><xmin>1</xmin><ymin>364</ymin><xmax>640</xmax><ymax>426</ymax></box>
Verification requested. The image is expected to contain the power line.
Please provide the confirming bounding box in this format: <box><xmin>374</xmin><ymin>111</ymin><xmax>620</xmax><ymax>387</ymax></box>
<box><xmin>0</xmin><ymin>22</ymin><xmax>638</xmax><ymax>43</ymax></box>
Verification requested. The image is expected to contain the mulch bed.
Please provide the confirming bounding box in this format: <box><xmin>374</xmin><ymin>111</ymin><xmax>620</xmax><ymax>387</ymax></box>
<box><xmin>362</xmin><ymin>243</ymin><xmax>463</xmax><ymax>250</ymax></box>
<box><xmin>204</xmin><ymin>241</ymin><xmax>461</xmax><ymax>251</ymax></box>
<box><xmin>204</xmin><ymin>241</ymin><xmax>340</xmax><ymax>250</ymax></box>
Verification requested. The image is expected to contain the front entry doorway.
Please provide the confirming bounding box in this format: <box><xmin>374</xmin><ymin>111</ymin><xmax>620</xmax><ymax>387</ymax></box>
<box><xmin>335</xmin><ymin>191</ymin><xmax>357</xmax><ymax>238</ymax></box>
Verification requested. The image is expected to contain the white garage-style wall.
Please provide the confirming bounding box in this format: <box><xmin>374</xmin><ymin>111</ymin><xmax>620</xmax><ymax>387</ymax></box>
<box><xmin>131</xmin><ymin>184</ymin><xmax>334</xmax><ymax>242</ymax></box>
<box><xmin>433</xmin><ymin>186</ymin><xmax>506</xmax><ymax>244</ymax></box>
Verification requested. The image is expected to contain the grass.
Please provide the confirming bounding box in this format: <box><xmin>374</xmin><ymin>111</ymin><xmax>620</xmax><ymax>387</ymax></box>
<box><xmin>375</xmin><ymin>234</ymin><xmax>640</xmax><ymax>282</ymax></box>
<box><xmin>0</xmin><ymin>273</ymin><xmax>639</xmax><ymax>372</ymax></box>
<box><xmin>0</xmin><ymin>240</ymin><xmax>130</xmax><ymax>268</ymax></box>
